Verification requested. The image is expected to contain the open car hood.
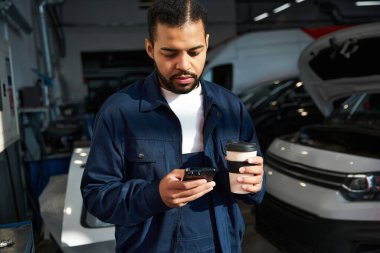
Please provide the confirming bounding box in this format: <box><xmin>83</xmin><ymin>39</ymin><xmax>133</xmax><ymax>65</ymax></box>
<box><xmin>298</xmin><ymin>22</ymin><xmax>380</xmax><ymax>116</ymax></box>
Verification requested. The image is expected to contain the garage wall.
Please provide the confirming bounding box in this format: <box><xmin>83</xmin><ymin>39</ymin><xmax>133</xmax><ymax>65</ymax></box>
<box><xmin>0</xmin><ymin>0</ymin><xmax>40</xmax><ymax>95</ymax></box>
<box><xmin>59</xmin><ymin>0</ymin><xmax>236</xmax><ymax>103</ymax></box>
<box><xmin>0</xmin><ymin>0</ymin><xmax>38</xmax><ymax>223</ymax></box>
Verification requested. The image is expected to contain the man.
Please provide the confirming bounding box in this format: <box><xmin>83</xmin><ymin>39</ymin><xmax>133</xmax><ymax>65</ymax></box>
<box><xmin>80</xmin><ymin>0</ymin><xmax>265</xmax><ymax>252</ymax></box>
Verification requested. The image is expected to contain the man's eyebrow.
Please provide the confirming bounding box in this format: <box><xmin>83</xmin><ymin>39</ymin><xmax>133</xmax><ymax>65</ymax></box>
<box><xmin>160</xmin><ymin>45</ymin><xmax>204</xmax><ymax>52</ymax></box>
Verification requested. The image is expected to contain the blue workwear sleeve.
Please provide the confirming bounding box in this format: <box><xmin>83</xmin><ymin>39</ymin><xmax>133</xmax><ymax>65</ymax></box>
<box><xmin>236</xmin><ymin>101</ymin><xmax>266</xmax><ymax>204</ymax></box>
<box><xmin>80</xmin><ymin>110</ymin><xmax>170</xmax><ymax>227</ymax></box>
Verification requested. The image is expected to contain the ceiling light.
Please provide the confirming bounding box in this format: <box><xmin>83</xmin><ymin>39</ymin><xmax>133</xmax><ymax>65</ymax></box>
<box><xmin>273</xmin><ymin>3</ymin><xmax>291</xmax><ymax>13</ymax></box>
<box><xmin>295</xmin><ymin>0</ymin><xmax>306</xmax><ymax>3</ymax></box>
<box><xmin>355</xmin><ymin>1</ymin><xmax>380</xmax><ymax>6</ymax></box>
<box><xmin>139</xmin><ymin>0</ymin><xmax>154</xmax><ymax>9</ymax></box>
<box><xmin>253</xmin><ymin>12</ymin><xmax>269</xmax><ymax>22</ymax></box>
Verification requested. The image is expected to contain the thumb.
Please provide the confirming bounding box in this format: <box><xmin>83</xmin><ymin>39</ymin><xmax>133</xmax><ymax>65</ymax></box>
<box><xmin>171</xmin><ymin>168</ymin><xmax>185</xmax><ymax>180</ymax></box>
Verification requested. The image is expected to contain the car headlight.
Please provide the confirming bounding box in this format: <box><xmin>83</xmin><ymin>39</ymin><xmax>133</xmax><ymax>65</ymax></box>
<box><xmin>340</xmin><ymin>174</ymin><xmax>380</xmax><ymax>201</ymax></box>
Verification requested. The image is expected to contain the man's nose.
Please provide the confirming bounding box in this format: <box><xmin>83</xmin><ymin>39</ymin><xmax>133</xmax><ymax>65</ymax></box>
<box><xmin>176</xmin><ymin>53</ymin><xmax>191</xmax><ymax>71</ymax></box>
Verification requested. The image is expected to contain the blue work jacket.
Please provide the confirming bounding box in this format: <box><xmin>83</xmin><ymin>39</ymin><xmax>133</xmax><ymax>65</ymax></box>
<box><xmin>81</xmin><ymin>72</ymin><xmax>266</xmax><ymax>253</ymax></box>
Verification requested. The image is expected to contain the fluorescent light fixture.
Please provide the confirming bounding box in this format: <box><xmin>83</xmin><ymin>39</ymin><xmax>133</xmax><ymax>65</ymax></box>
<box><xmin>355</xmin><ymin>1</ymin><xmax>380</xmax><ymax>6</ymax></box>
<box><xmin>295</xmin><ymin>0</ymin><xmax>306</xmax><ymax>3</ymax></box>
<box><xmin>253</xmin><ymin>12</ymin><xmax>269</xmax><ymax>22</ymax></box>
<box><xmin>273</xmin><ymin>3</ymin><xmax>291</xmax><ymax>13</ymax></box>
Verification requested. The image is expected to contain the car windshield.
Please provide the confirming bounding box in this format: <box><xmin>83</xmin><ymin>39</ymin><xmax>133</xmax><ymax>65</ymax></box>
<box><xmin>331</xmin><ymin>92</ymin><xmax>380</xmax><ymax>130</ymax></box>
<box><xmin>239</xmin><ymin>78</ymin><xmax>299</xmax><ymax>109</ymax></box>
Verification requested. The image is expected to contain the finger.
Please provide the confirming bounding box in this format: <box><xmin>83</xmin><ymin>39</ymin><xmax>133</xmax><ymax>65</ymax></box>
<box><xmin>169</xmin><ymin>179</ymin><xmax>208</xmax><ymax>194</ymax></box>
<box><xmin>171</xmin><ymin>168</ymin><xmax>186</xmax><ymax>180</ymax></box>
<box><xmin>167</xmin><ymin>182</ymin><xmax>215</xmax><ymax>207</ymax></box>
<box><xmin>239</xmin><ymin>165</ymin><xmax>263</xmax><ymax>175</ymax></box>
<box><xmin>241</xmin><ymin>183</ymin><xmax>262</xmax><ymax>193</ymax></box>
<box><xmin>174</xmin><ymin>184</ymin><xmax>215</xmax><ymax>204</ymax></box>
<box><xmin>170</xmin><ymin>178</ymin><xmax>208</xmax><ymax>192</ymax></box>
<box><xmin>181</xmin><ymin>179</ymin><xmax>208</xmax><ymax>189</ymax></box>
<box><xmin>173</xmin><ymin>181</ymin><xmax>215</xmax><ymax>199</ymax></box>
<box><xmin>237</xmin><ymin>175</ymin><xmax>262</xmax><ymax>185</ymax></box>
<box><xmin>247</xmin><ymin>156</ymin><xmax>263</xmax><ymax>165</ymax></box>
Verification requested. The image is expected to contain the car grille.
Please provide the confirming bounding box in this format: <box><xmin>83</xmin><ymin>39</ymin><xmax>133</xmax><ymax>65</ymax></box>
<box><xmin>266</xmin><ymin>152</ymin><xmax>346</xmax><ymax>190</ymax></box>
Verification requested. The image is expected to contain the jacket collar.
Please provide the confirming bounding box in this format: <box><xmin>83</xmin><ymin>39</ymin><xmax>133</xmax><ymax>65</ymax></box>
<box><xmin>201</xmin><ymin>79</ymin><xmax>219</xmax><ymax>115</ymax></box>
<box><xmin>140</xmin><ymin>71</ymin><xmax>168</xmax><ymax>112</ymax></box>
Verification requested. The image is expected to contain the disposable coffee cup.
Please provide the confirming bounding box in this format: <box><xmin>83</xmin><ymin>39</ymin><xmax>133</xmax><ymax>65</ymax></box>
<box><xmin>226</xmin><ymin>142</ymin><xmax>257</xmax><ymax>194</ymax></box>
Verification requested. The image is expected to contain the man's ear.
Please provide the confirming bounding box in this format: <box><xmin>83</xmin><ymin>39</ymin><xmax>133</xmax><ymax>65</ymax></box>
<box><xmin>145</xmin><ymin>38</ymin><xmax>154</xmax><ymax>59</ymax></box>
<box><xmin>205</xmin><ymin>34</ymin><xmax>210</xmax><ymax>51</ymax></box>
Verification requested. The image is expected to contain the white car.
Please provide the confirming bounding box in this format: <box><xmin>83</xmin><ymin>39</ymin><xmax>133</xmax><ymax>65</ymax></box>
<box><xmin>255</xmin><ymin>22</ymin><xmax>380</xmax><ymax>253</ymax></box>
<box><xmin>203</xmin><ymin>27</ymin><xmax>347</xmax><ymax>94</ymax></box>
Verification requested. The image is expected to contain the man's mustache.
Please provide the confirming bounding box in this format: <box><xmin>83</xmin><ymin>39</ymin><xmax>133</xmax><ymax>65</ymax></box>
<box><xmin>171</xmin><ymin>71</ymin><xmax>197</xmax><ymax>79</ymax></box>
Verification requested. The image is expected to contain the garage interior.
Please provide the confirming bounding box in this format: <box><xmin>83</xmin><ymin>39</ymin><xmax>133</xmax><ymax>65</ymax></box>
<box><xmin>0</xmin><ymin>0</ymin><xmax>379</xmax><ymax>252</ymax></box>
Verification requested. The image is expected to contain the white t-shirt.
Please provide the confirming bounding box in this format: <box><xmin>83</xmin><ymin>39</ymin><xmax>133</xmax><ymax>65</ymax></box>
<box><xmin>161</xmin><ymin>85</ymin><xmax>204</xmax><ymax>154</ymax></box>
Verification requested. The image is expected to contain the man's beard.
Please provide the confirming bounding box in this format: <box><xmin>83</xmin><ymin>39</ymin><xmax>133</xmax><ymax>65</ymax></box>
<box><xmin>155</xmin><ymin>64</ymin><xmax>201</xmax><ymax>94</ymax></box>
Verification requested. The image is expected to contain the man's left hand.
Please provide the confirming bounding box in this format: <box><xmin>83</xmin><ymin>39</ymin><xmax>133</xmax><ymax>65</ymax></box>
<box><xmin>237</xmin><ymin>156</ymin><xmax>264</xmax><ymax>193</ymax></box>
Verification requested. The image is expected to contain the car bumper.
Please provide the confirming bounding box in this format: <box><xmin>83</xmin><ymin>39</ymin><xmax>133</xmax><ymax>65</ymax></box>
<box><xmin>264</xmin><ymin>139</ymin><xmax>380</xmax><ymax>221</ymax></box>
<box><xmin>255</xmin><ymin>193</ymin><xmax>380</xmax><ymax>253</ymax></box>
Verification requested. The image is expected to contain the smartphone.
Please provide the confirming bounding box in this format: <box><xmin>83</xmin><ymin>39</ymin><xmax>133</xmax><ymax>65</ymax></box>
<box><xmin>183</xmin><ymin>167</ymin><xmax>217</xmax><ymax>182</ymax></box>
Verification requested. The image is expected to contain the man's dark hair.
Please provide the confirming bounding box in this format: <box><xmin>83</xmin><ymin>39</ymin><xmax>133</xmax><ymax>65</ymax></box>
<box><xmin>147</xmin><ymin>0</ymin><xmax>208</xmax><ymax>42</ymax></box>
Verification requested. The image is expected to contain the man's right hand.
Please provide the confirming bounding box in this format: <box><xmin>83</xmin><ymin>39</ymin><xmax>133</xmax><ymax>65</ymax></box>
<box><xmin>159</xmin><ymin>169</ymin><xmax>216</xmax><ymax>208</ymax></box>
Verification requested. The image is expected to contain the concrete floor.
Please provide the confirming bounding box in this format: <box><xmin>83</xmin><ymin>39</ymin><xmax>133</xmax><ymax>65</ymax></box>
<box><xmin>239</xmin><ymin>200</ymin><xmax>282</xmax><ymax>253</ymax></box>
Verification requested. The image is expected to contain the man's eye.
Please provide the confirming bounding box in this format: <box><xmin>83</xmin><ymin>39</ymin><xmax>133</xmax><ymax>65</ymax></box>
<box><xmin>164</xmin><ymin>54</ymin><xmax>177</xmax><ymax>58</ymax></box>
<box><xmin>189</xmin><ymin>51</ymin><xmax>200</xmax><ymax>57</ymax></box>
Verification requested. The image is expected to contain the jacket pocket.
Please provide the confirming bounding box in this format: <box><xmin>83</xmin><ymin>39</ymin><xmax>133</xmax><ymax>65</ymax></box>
<box><xmin>124</xmin><ymin>139</ymin><xmax>165</xmax><ymax>181</ymax></box>
<box><xmin>220</xmin><ymin>137</ymin><xmax>239</xmax><ymax>157</ymax></box>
